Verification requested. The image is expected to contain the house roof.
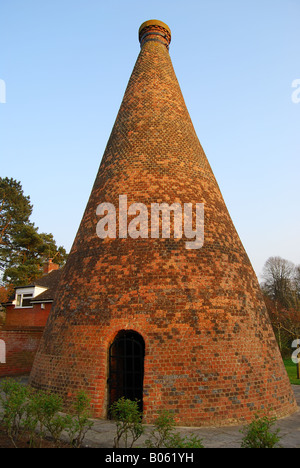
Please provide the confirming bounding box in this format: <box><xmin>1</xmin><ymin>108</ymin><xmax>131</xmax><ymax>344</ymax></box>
<box><xmin>30</xmin><ymin>269</ymin><xmax>62</xmax><ymax>303</ymax></box>
<box><xmin>16</xmin><ymin>269</ymin><xmax>61</xmax><ymax>289</ymax></box>
<box><xmin>2</xmin><ymin>269</ymin><xmax>63</xmax><ymax>306</ymax></box>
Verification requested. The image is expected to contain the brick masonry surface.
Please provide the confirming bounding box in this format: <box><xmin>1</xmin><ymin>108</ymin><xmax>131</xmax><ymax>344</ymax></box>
<box><xmin>29</xmin><ymin>21</ymin><xmax>297</xmax><ymax>426</ymax></box>
<box><xmin>0</xmin><ymin>329</ymin><xmax>43</xmax><ymax>377</ymax></box>
<box><xmin>4</xmin><ymin>303</ymin><xmax>51</xmax><ymax>329</ymax></box>
<box><xmin>0</xmin><ymin>303</ymin><xmax>51</xmax><ymax>377</ymax></box>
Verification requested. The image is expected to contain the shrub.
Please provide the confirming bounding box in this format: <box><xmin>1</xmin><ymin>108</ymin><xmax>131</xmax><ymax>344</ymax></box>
<box><xmin>22</xmin><ymin>389</ymin><xmax>41</xmax><ymax>447</ymax></box>
<box><xmin>240</xmin><ymin>414</ymin><xmax>281</xmax><ymax>448</ymax></box>
<box><xmin>110</xmin><ymin>398</ymin><xmax>144</xmax><ymax>448</ymax></box>
<box><xmin>145</xmin><ymin>410</ymin><xmax>176</xmax><ymax>448</ymax></box>
<box><xmin>0</xmin><ymin>378</ymin><xmax>94</xmax><ymax>448</ymax></box>
<box><xmin>0</xmin><ymin>378</ymin><xmax>29</xmax><ymax>446</ymax></box>
<box><xmin>64</xmin><ymin>391</ymin><xmax>94</xmax><ymax>448</ymax></box>
<box><xmin>166</xmin><ymin>432</ymin><xmax>204</xmax><ymax>448</ymax></box>
<box><xmin>145</xmin><ymin>409</ymin><xmax>204</xmax><ymax>448</ymax></box>
<box><xmin>23</xmin><ymin>391</ymin><xmax>68</xmax><ymax>446</ymax></box>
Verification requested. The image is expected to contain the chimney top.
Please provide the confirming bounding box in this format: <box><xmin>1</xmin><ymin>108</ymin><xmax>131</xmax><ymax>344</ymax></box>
<box><xmin>43</xmin><ymin>259</ymin><xmax>60</xmax><ymax>275</ymax></box>
<box><xmin>139</xmin><ymin>20</ymin><xmax>171</xmax><ymax>49</ymax></box>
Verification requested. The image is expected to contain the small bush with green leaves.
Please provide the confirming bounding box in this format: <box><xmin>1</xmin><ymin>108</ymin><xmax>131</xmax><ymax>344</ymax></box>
<box><xmin>0</xmin><ymin>378</ymin><xmax>94</xmax><ymax>448</ymax></box>
<box><xmin>240</xmin><ymin>414</ymin><xmax>281</xmax><ymax>449</ymax></box>
<box><xmin>145</xmin><ymin>410</ymin><xmax>176</xmax><ymax>448</ymax></box>
<box><xmin>110</xmin><ymin>397</ymin><xmax>144</xmax><ymax>448</ymax></box>
<box><xmin>166</xmin><ymin>432</ymin><xmax>205</xmax><ymax>449</ymax></box>
<box><xmin>64</xmin><ymin>391</ymin><xmax>94</xmax><ymax>448</ymax></box>
<box><xmin>22</xmin><ymin>389</ymin><xmax>44</xmax><ymax>447</ymax></box>
<box><xmin>0</xmin><ymin>378</ymin><xmax>29</xmax><ymax>446</ymax></box>
<box><xmin>145</xmin><ymin>409</ymin><xmax>204</xmax><ymax>448</ymax></box>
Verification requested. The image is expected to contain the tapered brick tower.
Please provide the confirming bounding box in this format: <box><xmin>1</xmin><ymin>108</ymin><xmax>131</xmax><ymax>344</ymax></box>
<box><xmin>30</xmin><ymin>20</ymin><xmax>297</xmax><ymax>426</ymax></box>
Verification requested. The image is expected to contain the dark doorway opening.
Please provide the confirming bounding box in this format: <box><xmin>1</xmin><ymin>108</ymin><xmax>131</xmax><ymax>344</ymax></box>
<box><xmin>108</xmin><ymin>330</ymin><xmax>145</xmax><ymax>415</ymax></box>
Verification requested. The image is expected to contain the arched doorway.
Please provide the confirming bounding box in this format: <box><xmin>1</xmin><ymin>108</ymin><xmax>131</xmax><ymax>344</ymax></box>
<box><xmin>108</xmin><ymin>330</ymin><xmax>145</xmax><ymax>413</ymax></box>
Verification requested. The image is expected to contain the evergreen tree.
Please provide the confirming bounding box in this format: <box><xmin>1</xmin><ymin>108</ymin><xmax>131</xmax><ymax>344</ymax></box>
<box><xmin>0</xmin><ymin>177</ymin><xmax>67</xmax><ymax>286</ymax></box>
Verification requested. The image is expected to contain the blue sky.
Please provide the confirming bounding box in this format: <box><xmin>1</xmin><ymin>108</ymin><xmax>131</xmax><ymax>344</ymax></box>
<box><xmin>0</xmin><ymin>0</ymin><xmax>299</xmax><ymax>279</ymax></box>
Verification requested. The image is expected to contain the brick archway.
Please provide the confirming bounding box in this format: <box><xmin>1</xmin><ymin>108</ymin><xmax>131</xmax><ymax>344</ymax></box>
<box><xmin>108</xmin><ymin>330</ymin><xmax>145</xmax><ymax>415</ymax></box>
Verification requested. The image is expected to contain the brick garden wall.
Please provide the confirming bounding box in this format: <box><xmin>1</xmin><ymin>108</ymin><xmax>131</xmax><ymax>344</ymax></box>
<box><xmin>0</xmin><ymin>304</ymin><xmax>50</xmax><ymax>377</ymax></box>
<box><xmin>0</xmin><ymin>328</ymin><xmax>43</xmax><ymax>377</ymax></box>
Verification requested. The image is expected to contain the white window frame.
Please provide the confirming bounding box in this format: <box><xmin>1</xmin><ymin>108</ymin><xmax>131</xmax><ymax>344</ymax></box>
<box><xmin>14</xmin><ymin>289</ymin><xmax>34</xmax><ymax>308</ymax></box>
<box><xmin>13</xmin><ymin>286</ymin><xmax>48</xmax><ymax>309</ymax></box>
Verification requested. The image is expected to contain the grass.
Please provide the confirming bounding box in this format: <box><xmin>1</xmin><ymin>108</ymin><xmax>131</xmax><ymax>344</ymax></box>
<box><xmin>283</xmin><ymin>358</ymin><xmax>300</xmax><ymax>385</ymax></box>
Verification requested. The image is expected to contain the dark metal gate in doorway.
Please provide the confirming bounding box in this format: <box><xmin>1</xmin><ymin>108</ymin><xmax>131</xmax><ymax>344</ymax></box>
<box><xmin>108</xmin><ymin>330</ymin><xmax>145</xmax><ymax>413</ymax></box>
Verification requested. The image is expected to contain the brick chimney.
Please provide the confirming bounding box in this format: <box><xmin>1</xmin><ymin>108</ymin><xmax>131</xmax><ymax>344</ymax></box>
<box><xmin>43</xmin><ymin>259</ymin><xmax>59</xmax><ymax>275</ymax></box>
<box><xmin>30</xmin><ymin>19</ymin><xmax>297</xmax><ymax>427</ymax></box>
<box><xmin>138</xmin><ymin>19</ymin><xmax>171</xmax><ymax>49</ymax></box>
